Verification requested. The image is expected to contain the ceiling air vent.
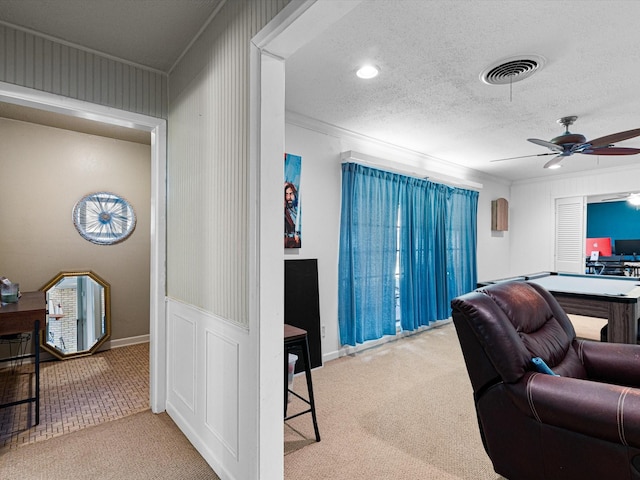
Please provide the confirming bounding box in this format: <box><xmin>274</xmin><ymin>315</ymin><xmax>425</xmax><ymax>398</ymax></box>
<box><xmin>480</xmin><ymin>55</ymin><xmax>546</xmax><ymax>85</ymax></box>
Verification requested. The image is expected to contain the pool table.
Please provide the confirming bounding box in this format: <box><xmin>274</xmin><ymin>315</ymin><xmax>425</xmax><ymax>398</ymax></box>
<box><xmin>478</xmin><ymin>272</ymin><xmax>640</xmax><ymax>345</ymax></box>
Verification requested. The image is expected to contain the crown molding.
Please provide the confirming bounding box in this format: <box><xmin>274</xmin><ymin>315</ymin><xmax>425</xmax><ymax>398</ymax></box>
<box><xmin>285</xmin><ymin>110</ymin><xmax>511</xmax><ymax>188</ymax></box>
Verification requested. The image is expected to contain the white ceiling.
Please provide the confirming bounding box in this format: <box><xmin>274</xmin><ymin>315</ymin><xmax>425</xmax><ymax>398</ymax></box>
<box><xmin>2</xmin><ymin>0</ymin><xmax>640</xmax><ymax>182</ymax></box>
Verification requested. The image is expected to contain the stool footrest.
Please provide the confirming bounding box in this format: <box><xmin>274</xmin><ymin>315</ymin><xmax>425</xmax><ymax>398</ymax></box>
<box><xmin>287</xmin><ymin>388</ymin><xmax>311</xmax><ymax>406</ymax></box>
<box><xmin>285</xmin><ymin>408</ymin><xmax>313</xmax><ymax>422</ymax></box>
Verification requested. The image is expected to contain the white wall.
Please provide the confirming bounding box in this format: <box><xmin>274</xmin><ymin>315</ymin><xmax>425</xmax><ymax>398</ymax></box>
<box><xmin>510</xmin><ymin>164</ymin><xmax>640</xmax><ymax>275</ymax></box>
<box><xmin>285</xmin><ymin>119</ymin><xmax>511</xmax><ymax>362</ymax></box>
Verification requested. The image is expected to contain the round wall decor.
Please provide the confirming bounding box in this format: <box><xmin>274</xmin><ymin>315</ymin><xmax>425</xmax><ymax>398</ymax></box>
<box><xmin>72</xmin><ymin>192</ymin><xmax>136</xmax><ymax>245</ymax></box>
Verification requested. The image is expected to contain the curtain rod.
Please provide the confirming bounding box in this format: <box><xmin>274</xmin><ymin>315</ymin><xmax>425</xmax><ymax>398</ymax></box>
<box><xmin>340</xmin><ymin>151</ymin><xmax>483</xmax><ymax>191</ymax></box>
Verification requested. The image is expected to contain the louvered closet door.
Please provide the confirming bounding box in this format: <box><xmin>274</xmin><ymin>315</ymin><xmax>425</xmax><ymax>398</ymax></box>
<box><xmin>555</xmin><ymin>196</ymin><xmax>586</xmax><ymax>273</ymax></box>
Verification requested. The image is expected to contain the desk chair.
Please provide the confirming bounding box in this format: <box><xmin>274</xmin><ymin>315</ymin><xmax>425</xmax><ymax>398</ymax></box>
<box><xmin>284</xmin><ymin>324</ymin><xmax>320</xmax><ymax>442</ymax></box>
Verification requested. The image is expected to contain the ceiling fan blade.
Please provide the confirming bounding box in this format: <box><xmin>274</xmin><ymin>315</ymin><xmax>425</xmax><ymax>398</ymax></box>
<box><xmin>543</xmin><ymin>155</ymin><xmax>564</xmax><ymax>169</ymax></box>
<box><xmin>582</xmin><ymin>147</ymin><xmax>640</xmax><ymax>156</ymax></box>
<box><xmin>489</xmin><ymin>152</ymin><xmax>557</xmax><ymax>163</ymax></box>
<box><xmin>527</xmin><ymin>138</ymin><xmax>565</xmax><ymax>152</ymax></box>
<box><xmin>587</xmin><ymin>128</ymin><xmax>640</xmax><ymax>148</ymax></box>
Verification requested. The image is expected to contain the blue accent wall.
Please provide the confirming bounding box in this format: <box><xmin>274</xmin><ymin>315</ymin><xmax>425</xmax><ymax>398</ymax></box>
<box><xmin>587</xmin><ymin>201</ymin><xmax>640</xmax><ymax>253</ymax></box>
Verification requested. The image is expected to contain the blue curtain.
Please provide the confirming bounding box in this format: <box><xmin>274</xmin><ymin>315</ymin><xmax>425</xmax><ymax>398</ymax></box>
<box><xmin>399</xmin><ymin>181</ymin><xmax>479</xmax><ymax>330</ymax></box>
<box><xmin>445</xmin><ymin>187</ymin><xmax>479</xmax><ymax>300</ymax></box>
<box><xmin>338</xmin><ymin>163</ymin><xmax>400</xmax><ymax>346</ymax></box>
<box><xmin>338</xmin><ymin>162</ymin><xmax>479</xmax><ymax>345</ymax></box>
<box><xmin>399</xmin><ymin>180</ymin><xmax>445</xmax><ymax>330</ymax></box>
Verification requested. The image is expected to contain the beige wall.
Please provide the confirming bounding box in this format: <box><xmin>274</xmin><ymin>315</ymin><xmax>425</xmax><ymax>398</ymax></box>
<box><xmin>0</xmin><ymin>117</ymin><xmax>151</xmax><ymax>342</ymax></box>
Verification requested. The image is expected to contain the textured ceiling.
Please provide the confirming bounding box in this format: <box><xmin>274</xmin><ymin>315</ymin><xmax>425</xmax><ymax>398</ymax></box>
<box><xmin>2</xmin><ymin>0</ymin><xmax>640</xmax><ymax>183</ymax></box>
<box><xmin>285</xmin><ymin>0</ymin><xmax>640</xmax><ymax>182</ymax></box>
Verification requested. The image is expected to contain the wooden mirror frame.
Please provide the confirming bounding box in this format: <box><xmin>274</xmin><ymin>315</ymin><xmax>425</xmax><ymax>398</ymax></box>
<box><xmin>40</xmin><ymin>271</ymin><xmax>111</xmax><ymax>360</ymax></box>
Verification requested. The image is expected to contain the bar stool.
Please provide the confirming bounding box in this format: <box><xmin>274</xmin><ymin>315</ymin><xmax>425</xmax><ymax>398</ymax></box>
<box><xmin>284</xmin><ymin>323</ymin><xmax>320</xmax><ymax>442</ymax></box>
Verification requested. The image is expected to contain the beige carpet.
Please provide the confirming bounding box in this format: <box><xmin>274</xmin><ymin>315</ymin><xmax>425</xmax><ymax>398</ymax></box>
<box><xmin>284</xmin><ymin>322</ymin><xmax>502</xmax><ymax>480</ymax></box>
<box><xmin>1</xmin><ymin>323</ymin><xmax>501</xmax><ymax>479</ymax></box>
<box><xmin>0</xmin><ymin>409</ymin><xmax>220</xmax><ymax>479</ymax></box>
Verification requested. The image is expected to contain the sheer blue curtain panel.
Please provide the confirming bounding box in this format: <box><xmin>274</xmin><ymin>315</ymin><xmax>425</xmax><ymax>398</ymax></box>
<box><xmin>338</xmin><ymin>163</ymin><xmax>400</xmax><ymax>346</ymax></box>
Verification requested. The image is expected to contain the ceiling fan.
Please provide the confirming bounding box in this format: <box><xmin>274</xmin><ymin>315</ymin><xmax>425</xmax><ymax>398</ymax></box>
<box><xmin>491</xmin><ymin>116</ymin><xmax>640</xmax><ymax>169</ymax></box>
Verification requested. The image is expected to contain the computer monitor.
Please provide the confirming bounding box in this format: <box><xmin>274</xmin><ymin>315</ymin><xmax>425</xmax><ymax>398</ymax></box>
<box><xmin>585</xmin><ymin>237</ymin><xmax>612</xmax><ymax>257</ymax></box>
<box><xmin>614</xmin><ymin>239</ymin><xmax>640</xmax><ymax>256</ymax></box>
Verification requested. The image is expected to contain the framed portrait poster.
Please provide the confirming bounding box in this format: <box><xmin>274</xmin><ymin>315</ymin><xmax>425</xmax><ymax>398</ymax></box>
<box><xmin>284</xmin><ymin>153</ymin><xmax>302</xmax><ymax>248</ymax></box>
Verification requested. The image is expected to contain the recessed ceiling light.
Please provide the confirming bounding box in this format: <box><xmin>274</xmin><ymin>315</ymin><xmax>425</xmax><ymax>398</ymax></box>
<box><xmin>356</xmin><ymin>65</ymin><xmax>379</xmax><ymax>79</ymax></box>
<box><xmin>547</xmin><ymin>164</ymin><xmax>562</xmax><ymax>170</ymax></box>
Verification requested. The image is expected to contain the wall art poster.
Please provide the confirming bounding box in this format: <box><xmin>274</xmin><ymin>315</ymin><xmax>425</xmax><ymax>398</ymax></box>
<box><xmin>284</xmin><ymin>153</ymin><xmax>302</xmax><ymax>248</ymax></box>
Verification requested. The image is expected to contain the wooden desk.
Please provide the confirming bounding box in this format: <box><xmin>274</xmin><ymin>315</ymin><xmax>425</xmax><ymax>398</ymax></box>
<box><xmin>0</xmin><ymin>291</ymin><xmax>45</xmax><ymax>425</ymax></box>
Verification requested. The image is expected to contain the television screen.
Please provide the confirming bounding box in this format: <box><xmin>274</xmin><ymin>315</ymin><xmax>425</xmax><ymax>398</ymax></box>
<box><xmin>615</xmin><ymin>239</ymin><xmax>640</xmax><ymax>256</ymax></box>
<box><xmin>585</xmin><ymin>237</ymin><xmax>612</xmax><ymax>256</ymax></box>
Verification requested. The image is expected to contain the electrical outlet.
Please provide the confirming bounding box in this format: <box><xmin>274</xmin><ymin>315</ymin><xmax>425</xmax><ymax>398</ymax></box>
<box><xmin>321</xmin><ymin>325</ymin><xmax>326</xmax><ymax>337</ymax></box>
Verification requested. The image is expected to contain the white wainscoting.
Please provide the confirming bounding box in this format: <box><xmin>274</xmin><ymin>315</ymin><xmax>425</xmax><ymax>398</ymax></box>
<box><xmin>205</xmin><ymin>329</ymin><xmax>239</xmax><ymax>458</ymax></box>
<box><xmin>166</xmin><ymin>298</ymin><xmax>249</xmax><ymax>480</ymax></box>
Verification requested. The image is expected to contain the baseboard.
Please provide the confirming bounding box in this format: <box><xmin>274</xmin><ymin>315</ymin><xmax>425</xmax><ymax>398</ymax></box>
<box><xmin>0</xmin><ymin>334</ymin><xmax>151</xmax><ymax>365</ymax></box>
<box><xmin>109</xmin><ymin>334</ymin><xmax>150</xmax><ymax>348</ymax></box>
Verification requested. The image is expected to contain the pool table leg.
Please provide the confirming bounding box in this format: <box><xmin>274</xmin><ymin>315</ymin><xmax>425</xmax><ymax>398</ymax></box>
<box><xmin>608</xmin><ymin>302</ymin><xmax>640</xmax><ymax>344</ymax></box>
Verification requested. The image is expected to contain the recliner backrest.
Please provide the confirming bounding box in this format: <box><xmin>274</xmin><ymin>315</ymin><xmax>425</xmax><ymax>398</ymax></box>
<box><xmin>451</xmin><ymin>281</ymin><xmax>587</xmax><ymax>389</ymax></box>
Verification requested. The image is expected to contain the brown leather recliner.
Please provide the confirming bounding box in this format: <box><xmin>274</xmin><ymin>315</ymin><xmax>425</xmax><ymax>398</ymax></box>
<box><xmin>451</xmin><ymin>281</ymin><xmax>640</xmax><ymax>480</ymax></box>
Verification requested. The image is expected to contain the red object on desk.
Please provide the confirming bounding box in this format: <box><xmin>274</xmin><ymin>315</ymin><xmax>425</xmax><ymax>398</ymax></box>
<box><xmin>585</xmin><ymin>237</ymin><xmax>612</xmax><ymax>256</ymax></box>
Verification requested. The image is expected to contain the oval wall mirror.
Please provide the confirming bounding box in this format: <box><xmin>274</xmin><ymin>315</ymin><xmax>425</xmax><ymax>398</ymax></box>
<box><xmin>40</xmin><ymin>271</ymin><xmax>111</xmax><ymax>360</ymax></box>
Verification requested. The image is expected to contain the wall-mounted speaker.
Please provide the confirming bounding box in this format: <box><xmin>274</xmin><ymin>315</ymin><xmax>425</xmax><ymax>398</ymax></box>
<box><xmin>491</xmin><ymin>198</ymin><xmax>509</xmax><ymax>231</ymax></box>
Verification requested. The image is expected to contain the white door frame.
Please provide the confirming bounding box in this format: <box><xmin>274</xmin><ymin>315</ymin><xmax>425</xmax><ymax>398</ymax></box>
<box><xmin>250</xmin><ymin>0</ymin><xmax>363</xmax><ymax>476</ymax></box>
<box><xmin>0</xmin><ymin>81</ymin><xmax>167</xmax><ymax>412</ymax></box>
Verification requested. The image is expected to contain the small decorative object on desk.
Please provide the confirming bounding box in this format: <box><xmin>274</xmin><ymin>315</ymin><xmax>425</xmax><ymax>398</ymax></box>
<box><xmin>0</xmin><ymin>277</ymin><xmax>20</xmax><ymax>304</ymax></box>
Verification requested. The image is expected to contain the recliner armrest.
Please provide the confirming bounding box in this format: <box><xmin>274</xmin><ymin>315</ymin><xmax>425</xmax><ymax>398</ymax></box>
<box><xmin>508</xmin><ymin>372</ymin><xmax>640</xmax><ymax>448</ymax></box>
<box><xmin>577</xmin><ymin>340</ymin><xmax>640</xmax><ymax>387</ymax></box>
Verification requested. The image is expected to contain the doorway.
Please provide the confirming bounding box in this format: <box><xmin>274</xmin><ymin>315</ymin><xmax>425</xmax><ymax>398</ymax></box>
<box><xmin>0</xmin><ymin>81</ymin><xmax>167</xmax><ymax>413</ymax></box>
